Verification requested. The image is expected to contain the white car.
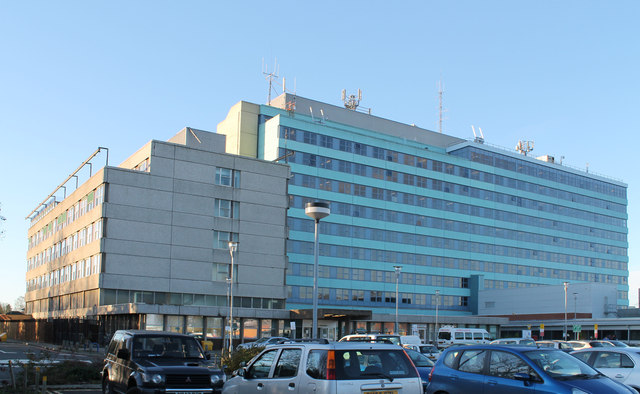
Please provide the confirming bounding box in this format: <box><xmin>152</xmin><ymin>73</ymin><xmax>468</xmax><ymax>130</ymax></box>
<box><xmin>235</xmin><ymin>336</ymin><xmax>289</xmax><ymax>350</ymax></box>
<box><xmin>490</xmin><ymin>337</ymin><xmax>537</xmax><ymax>346</ymax></box>
<box><xmin>571</xmin><ymin>347</ymin><xmax>640</xmax><ymax>392</ymax></box>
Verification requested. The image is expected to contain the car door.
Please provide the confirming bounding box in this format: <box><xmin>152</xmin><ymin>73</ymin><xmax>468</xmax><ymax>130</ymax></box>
<box><xmin>452</xmin><ymin>349</ymin><xmax>488</xmax><ymax>393</ymax></box>
<box><xmin>266</xmin><ymin>348</ymin><xmax>302</xmax><ymax>393</ymax></box>
<box><xmin>237</xmin><ymin>348</ymin><xmax>279</xmax><ymax>393</ymax></box>
<box><xmin>485</xmin><ymin>350</ymin><xmax>538</xmax><ymax>393</ymax></box>
<box><xmin>592</xmin><ymin>351</ymin><xmax>634</xmax><ymax>385</ymax></box>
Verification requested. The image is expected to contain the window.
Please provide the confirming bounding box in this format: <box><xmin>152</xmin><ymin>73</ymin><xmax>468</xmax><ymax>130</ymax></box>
<box><xmin>213</xmin><ymin>231</ymin><xmax>239</xmax><ymax>249</ymax></box>
<box><xmin>306</xmin><ymin>350</ymin><xmax>328</xmax><ymax>379</ymax></box>
<box><xmin>273</xmin><ymin>348</ymin><xmax>302</xmax><ymax>378</ymax></box>
<box><xmin>248</xmin><ymin>349</ymin><xmax>278</xmax><ymax>379</ymax></box>
<box><xmin>215</xmin><ymin>199</ymin><xmax>238</xmax><ymax>218</ymax></box>
<box><xmin>489</xmin><ymin>351</ymin><xmax>535</xmax><ymax>379</ymax></box>
<box><xmin>593</xmin><ymin>352</ymin><xmax>634</xmax><ymax>369</ymax></box>
<box><xmin>215</xmin><ymin>168</ymin><xmax>240</xmax><ymax>187</ymax></box>
<box><xmin>458</xmin><ymin>350</ymin><xmax>486</xmax><ymax>374</ymax></box>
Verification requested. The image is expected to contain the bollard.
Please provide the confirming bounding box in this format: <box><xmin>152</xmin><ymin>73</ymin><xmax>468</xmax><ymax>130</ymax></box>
<box><xmin>35</xmin><ymin>366</ymin><xmax>40</xmax><ymax>392</ymax></box>
<box><xmin>41</xmin><ymin>376</ymin><xmax>47</xmax><ymax>394</ymax></box>
<box><xmin>8</xmin><ymin>360</ymin><xmax>15</xmax><ymax>389</ymax></box>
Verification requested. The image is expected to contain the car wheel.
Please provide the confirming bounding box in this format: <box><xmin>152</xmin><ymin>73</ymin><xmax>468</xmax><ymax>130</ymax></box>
<box><xmin>102</xmin><ymin>376</ymin><xmax>113</xmax><ymax>394</ymax></box>
<box><xmin>126</xmin><ymin>386</ymin><xmax>140</xmax><ymax>394</ymax></box>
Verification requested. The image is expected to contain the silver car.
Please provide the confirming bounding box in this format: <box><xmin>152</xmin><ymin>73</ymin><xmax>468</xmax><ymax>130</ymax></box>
<box><xmin>222</xmin><ymin>340</ymin><xmax>423</xmax><ymax>393</ymax></box>
<box><xmin>572</xmin><ymin>347</ymin><xmax>640</xmax><ymax>392</ymax></box>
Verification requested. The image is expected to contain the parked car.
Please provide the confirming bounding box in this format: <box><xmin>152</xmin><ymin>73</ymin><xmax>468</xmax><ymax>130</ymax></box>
<box><xmin>609</xmin><ymin>340</ymin><xmax>631</xmax><ymax>347</ymax></box>
<box><xmin>235</xmin><ymin>336</ymin><xmax>289</xmax><ymax>350</ymax></box>
<box><xmin>417</xmin><ymin>344</ymin><xmax>442</xmax><ymax>360</ymax></box>
<box><xmin>536</xmin><ymin>340</ymin><xmax>574</xmax><ymax>352</ymax></box>
<box><xmin>102</xmin><ymin>330</ymin><xmax>225</xmax><ymax>394</ymax></box>
<box><xmin>569</xmin><ymin>340</ymin><xmax>617</xmax><ymax>350</ymax></box>
<box><xmin>490</xmin><ymin>337</ymin><xmax>537</xmax><ymax>346</ymax></box>
<box><xmin>404</xmin><ymin>347</ymin><xmax>434</xmax><ymax>392</ymax></box>
<box><xmin>338</xmin><ymin>333</ymin><xmax>402</xmax><ymax>346</ymax></box>
<box><xmin>571</xmin><ymin>347</ymin><xmax>640</xmax><ymax>392</ymax></box>
<box><xmin>222</xmin><ymin>339</ymin><xmax>423</xmax><ymax>393</ymax></box>
<box><xmin>426</xmin><ymin>344</ymin><xmax>636</xmax><ymax>394</ymax></box>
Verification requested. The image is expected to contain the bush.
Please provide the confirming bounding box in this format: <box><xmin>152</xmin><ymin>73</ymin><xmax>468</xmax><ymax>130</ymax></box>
<box><xmin>220</xmin><ymin>347</ymin><xmax>264</xmax><ymax>375</ymax></box>
<box><xmin>11</xmin><ymin>360</ymin><xmax>101</xmax><ymax>387</ymax></box>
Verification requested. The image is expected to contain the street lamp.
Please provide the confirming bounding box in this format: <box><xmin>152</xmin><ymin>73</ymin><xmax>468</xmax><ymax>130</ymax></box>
<box><xmin>435</xmin><ymin>290</ymin><xmax>440</xmax><ymax>343</ymax></box>
<box><xmin>228</xmin><ymin>241</ymin><xmax>238</xmax><ymax>355</ymax></box>
<box><xmin>305</xmin><ymin>202</ymin><xmax>330</xmax><ymax>339</ymax></box>
<box><xmin>573</xmin><ymin>292</ymin><xmax>578</xmax><ymax>340</ymax></box>
<box><xmin>394</xmin><ymin>266</ymin><xmax>402</xmax><ymax>334</ymax></box>
<box><xmin>563</xmin><ymin>282</ymin><xmax>569</xmax><ymax>340</ymax></box>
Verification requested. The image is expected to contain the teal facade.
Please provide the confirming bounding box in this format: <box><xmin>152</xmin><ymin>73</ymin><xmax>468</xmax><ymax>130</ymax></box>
<box><xmin>254</xmin><ymin>98</ymin><xmax>628</xmax><ymax>319</ymax></box>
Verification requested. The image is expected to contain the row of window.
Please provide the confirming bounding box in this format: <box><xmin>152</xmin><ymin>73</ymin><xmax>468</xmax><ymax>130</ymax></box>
<box><xmin>290</xmin><ymin>170</ymin><xmax>625</xmax><ymax>229</ymax></box>
<box><xmin>279</xmin><ymin>127</ymin><xmax>625</xmax><ymax>198</ymax></box>
<box><xmin>28</xmin><ymin>185</ymin><xmax>105</xmax><ymax>250</ymax></box>
<box><xmin>26</xmin><ymin>254</ymin><xmax>102</xmax><ymax>292</ymax></box>
<box><xmin>26</xmin><ymin>289</ymin><xmax>99</xmax><ymax>313</ymax></box>
<box><xmin>289</xmin><ymin>202</ymin><xmax>626</xmax><ymax>258</ymax></box>
<box><xmin>286</xmin><ymin>240</ymin><xmax>627</xmax><ymax>285</ymax></box>
<box><xmin>451</xmin><ymin>146</ymin><xmax>626</xmax><ymax>198</ymax></box>
<box><xmin>100</xmin><ymin>289</ymin><xmax>285</xmax><ymax>309</ymax></box>
<box><xmin>27</xmin><ymin>219</ymin><xmax>103</xmax><ymax>271</ymax></box>
<box><xmin>288</xmin><ymin>262</ymin><xmax>467</xmax><ymax>288</ymax></box>
<box><xmin>289</xmin><ymin>177</ymin><xmax>626</xmax><ymax>243</ymax></box>
<box><xmin>284</xmin><ymin>147</ymin><xmax>625</xmax><ymax>214</ymax></box>
<box><xmin>287</xmin><ymin>285</ymin><xmax>469</xmax><ymax>310</ymax></box>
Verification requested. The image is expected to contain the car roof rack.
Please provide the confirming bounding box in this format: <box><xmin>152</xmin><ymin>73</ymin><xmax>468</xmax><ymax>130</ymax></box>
<box><xmin>275</xmin><ymin>338</ymin><xmax>330</xmax><ymax>345</ymax></box>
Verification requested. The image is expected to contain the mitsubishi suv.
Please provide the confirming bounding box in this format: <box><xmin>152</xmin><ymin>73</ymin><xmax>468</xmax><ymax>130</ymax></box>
<box><xmin>102</xmin><ymin>330</ymin><xmax>225</xmax><ymax>394</ymax></box>
<box><xmin>222</xmin><ymin>339</ymin><xmax>423</xmax><ymax>393</ymax></box>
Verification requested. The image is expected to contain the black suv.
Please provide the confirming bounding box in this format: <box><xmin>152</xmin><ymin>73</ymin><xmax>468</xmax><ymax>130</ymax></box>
<box><xmin>102</xmin><ymin>330</ymin><xmax>225</xmax><ymax>394</ymax></box>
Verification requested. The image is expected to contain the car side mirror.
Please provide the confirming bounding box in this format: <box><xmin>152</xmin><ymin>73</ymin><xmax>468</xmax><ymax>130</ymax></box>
<box><xmin>239</xmin><ymin>361</ymin><xmax>247</xmax><ymax>367</ymax></box>
<box><xmin>116</xmin><ymin>348</ymin><xmax>130</xmax><ymax>360</ymax></box>
<box><xmin>204</xmin><ymin>351</ymin><xmax>211</xmax><ymax>360</ymax></box>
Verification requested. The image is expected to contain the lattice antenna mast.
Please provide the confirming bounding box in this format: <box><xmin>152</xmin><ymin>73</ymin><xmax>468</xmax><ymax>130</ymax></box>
<box><xmin>262</xmin><ymin>58</ymin><xmax>280</xmax><ymax>106</ymax></box>
<box><xmin>437</xmin><ymin>79</ymin><xmax>448</xmax><ymax>134</ymax></box>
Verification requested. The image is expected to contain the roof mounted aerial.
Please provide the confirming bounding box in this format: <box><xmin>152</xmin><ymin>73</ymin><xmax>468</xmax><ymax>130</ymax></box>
<box><xmin>342</xmin><ymin>89</ymin><xmax>362</xmax><ymax>110</ymax></box>
<box><xmin>471</xmin><ymin>125</ymin><xmax>485</xmax><ymax>144</ymax></box>
<box><xmin>516</xmin><ymin>140</ymin><xmax>534</xmax><ymax>156</ymax></box>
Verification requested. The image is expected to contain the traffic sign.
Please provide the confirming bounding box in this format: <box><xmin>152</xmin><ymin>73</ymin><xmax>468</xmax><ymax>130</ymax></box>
<box><xmin>573</xmin><ymin>324</ymin><xmax>582</xmax><ymax>333</ymax></box>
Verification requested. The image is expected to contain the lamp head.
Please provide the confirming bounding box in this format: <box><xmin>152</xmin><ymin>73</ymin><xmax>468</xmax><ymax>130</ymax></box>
<box><xmin>305</xmin><ymin>202</ymin><xmax>330</xmax><ymax>221</ymax></box>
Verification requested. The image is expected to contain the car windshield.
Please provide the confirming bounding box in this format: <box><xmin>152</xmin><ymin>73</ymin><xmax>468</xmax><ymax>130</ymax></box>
<box><xmin>420</xmin><ymin>345</ymin><xmax>438</xmax><ymax>352</ymax></box>
<box><xmin>524</xmin><ymin>349</ymin><xmax>600</xmax><ymax>380</ymax></box>
<box><xmin>254</xmin><ymin>337</ymin><xmax>269</xmax><ymax>344</ymax></box>
<box><xmin>132</xmin><ymin>335</ymin><xmax>205</xmax><ymax>359</ymax></box>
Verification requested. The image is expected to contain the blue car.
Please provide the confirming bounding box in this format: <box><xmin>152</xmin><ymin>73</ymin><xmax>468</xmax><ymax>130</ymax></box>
<box><xmin>404</xmin><ymin>347</ymin><xmax>435</xmax><ymax>392</ymax></box>
<box><xmin>426</xmin><ymin>344</ymin><xmax>635</xmax><ymax>394</ymax></box>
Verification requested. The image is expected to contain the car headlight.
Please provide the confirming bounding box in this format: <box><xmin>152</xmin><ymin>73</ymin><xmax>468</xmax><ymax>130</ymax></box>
<box><xmin>141</xmin><ymin>373</ymin><xmax>165</xmax><ymax>384</ymax></box>
<box><xmin>572</xmin><ymin>389</ymin><xmax>588</xmax><ymax>394</ymax></box>
<box><xmin>210</xmin><ymin>374</ymin><xmax>224</xmax><ymax>384</ymax></box>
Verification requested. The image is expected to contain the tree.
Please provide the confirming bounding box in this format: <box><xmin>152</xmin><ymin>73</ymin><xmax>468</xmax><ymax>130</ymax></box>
<box><xmin>13</xmin><ymin>296</ymin><xmax>25</xmax><ymax>312</ymax></box>
<box><xmin>0</xmin><ymin>303</ymin><xmax>11</xmax><ymax>314</ymax></box>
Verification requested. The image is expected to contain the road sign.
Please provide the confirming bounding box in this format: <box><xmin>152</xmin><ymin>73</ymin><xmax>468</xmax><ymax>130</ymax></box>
<box><xmin>595</xmin><ymin>324</ymin><xmax>598</xmax><ymax>339</ymax></box>
<box><xmin>573</xmin><ymin>324</ymin><xmax>582</xmax><ymax>333</ymax></box>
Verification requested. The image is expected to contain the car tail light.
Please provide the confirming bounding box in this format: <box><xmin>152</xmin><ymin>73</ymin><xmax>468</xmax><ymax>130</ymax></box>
<box><xmin>428</xmin><ymin>366</ymin><xmax>435</xmax><ymax>382</ymax></box>
<box><xmin>326</xmin><ymin>350</ymin><xmax>336</xmax><ymax>380</ymax></box>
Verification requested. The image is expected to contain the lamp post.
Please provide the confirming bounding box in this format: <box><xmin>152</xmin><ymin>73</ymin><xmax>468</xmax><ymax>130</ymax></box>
<box><xmin>228</xmin><ymin>241</ymin><xmax>238</xmax><ymax>355</ymax></box>
<box><xmin>573</xmin><ymin>292</ymin><xmax>578</xmax><ymax>340</ymax></box>
<box><xmin>435</xmin><ymin>290</ymin><xmax>440</xmax><ymax>343</ymax></box>
<box><xmin>563</xmin><ymin>282</ymin><xmax>569</xmax><ymax>340</ymax></box>
<box><xmin>394</xmin><ymin>266</ymin><xmax>402</xmax><ymax>334</ymax></box>
<box><xmin>305</xmin><ymin>202</ymin><xmax>330</xmax><ymax>339</ymax></box>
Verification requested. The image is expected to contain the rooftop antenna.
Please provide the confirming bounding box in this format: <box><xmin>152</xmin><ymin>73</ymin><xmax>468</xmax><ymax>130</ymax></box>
<box><xmin>342</xmin><ymin>89</ymin><xmax>362</xmax><ymax>110</ymax></box>
<box><xmin>516</xmin><ymin>140</ymin><xmax>534</xmax><ymax>156</ymax></box>
<box><xmin>437</xmin><ymin>79</ymin><xmax>447</xmax><ymax>133</ymax></box>
<box><xmin>471</xmin><ymin>125</ymin><xmax>485</xmax><ymax>144</ymax></box>
<box><xmin>262</xmin><ymin>58</ymin><xmax>280</xmax><ymax>106</ymax></box>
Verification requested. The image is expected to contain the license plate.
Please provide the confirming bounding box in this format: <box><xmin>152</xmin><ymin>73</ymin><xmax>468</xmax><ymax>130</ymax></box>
<box><xmin>364</xmin><ymin>391</ymin><xmax>397</xmax><ymax>394</ymax></box>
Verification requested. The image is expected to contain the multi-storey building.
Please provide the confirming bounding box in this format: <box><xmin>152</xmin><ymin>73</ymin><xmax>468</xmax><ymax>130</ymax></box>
<box><xmin>217</xmin><ymin>93</ymin><xmax>628</xmax><ymax>341</ymax></box>
<box><xmin>25</xmin><ymin>128</ymin><xmax>290</xmax><ymax>345</ymax></box>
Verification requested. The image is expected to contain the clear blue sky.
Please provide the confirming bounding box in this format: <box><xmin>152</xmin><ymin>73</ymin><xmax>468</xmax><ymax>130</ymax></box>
<box><xmin>1</xmin><ymin>1</ymin><xmax>638</xmax><ymax>307</ymax></box>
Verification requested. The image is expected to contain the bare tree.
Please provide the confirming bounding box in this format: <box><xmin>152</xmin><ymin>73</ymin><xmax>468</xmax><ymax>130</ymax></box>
<box><xmin>13</xmin><ymin>296</ymin><xmax>25</xmax><ymax>312</ymax></box>
<box><xmin>0</xmin><ymin>203</ymin><xmax>5</xmax><ymax>238</ymax></box>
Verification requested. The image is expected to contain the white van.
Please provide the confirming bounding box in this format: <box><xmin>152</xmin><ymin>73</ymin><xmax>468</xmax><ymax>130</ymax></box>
<box><xmin>400</xmin><ymin>335</ymin><xmax>422</xmax><ymax>350</ymax></box>
<box><xmin>437</xmin><ymin>326</ymin><xmax>491</xmax><ymax>348</ymax></box>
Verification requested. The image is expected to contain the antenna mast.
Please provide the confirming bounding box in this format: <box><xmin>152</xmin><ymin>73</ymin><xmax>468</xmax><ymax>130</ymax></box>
<box><xmin>438</xmin><ymin>80</ymin><xmax>445</xmax><ymax>133</ymax></box>
<box><xmin>262</xmin><ymin>58</ymin><xmax>280</xmax><ymax>106</ymax></box>
<box><xmin>516</xmin><ymin>140</ymin><xmax>535</xmax><ymax>156</ymax></box>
